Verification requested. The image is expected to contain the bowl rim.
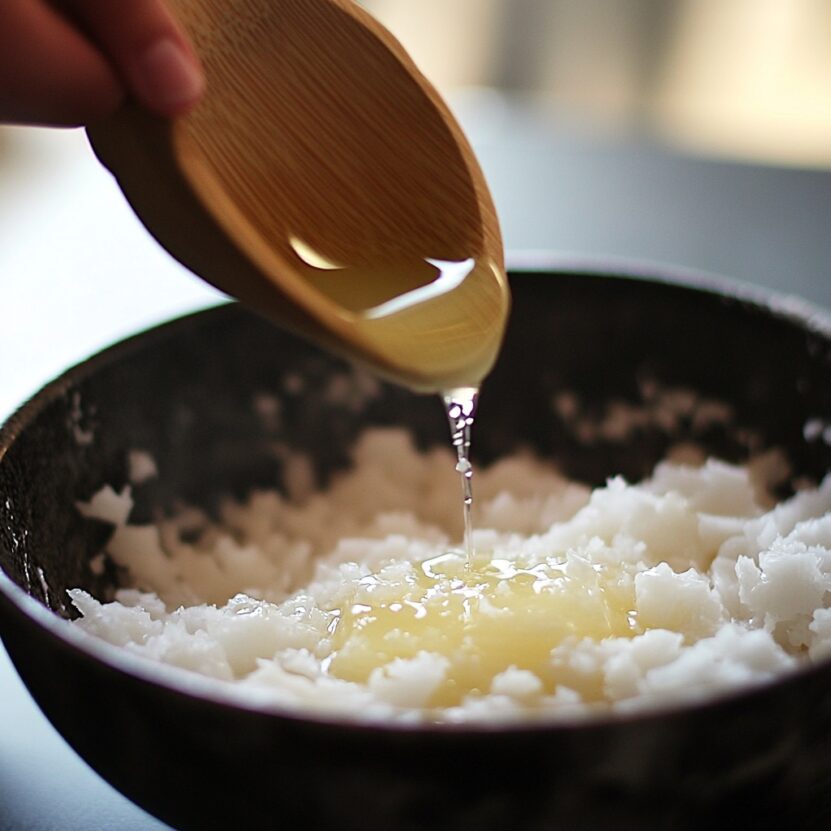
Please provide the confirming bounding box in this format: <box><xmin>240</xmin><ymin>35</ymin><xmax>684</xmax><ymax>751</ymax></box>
<box><xmin>2</xmin><ymin>258</ymin><xmax>831</xmax><ymax>736</ymax></box>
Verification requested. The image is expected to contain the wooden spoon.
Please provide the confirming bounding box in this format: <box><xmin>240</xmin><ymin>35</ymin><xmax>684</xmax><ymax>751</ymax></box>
<box><xmin>87</xmin><ymin>0</ymin><xmax>509</xmax><ymax>393</ymax></box>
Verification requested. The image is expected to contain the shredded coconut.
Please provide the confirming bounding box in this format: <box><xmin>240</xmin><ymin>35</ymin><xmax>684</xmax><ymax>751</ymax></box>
<box><xmin>68</xmin><ymin>428</ymin><xmax>831</xmax><ymax>724</ymax></box>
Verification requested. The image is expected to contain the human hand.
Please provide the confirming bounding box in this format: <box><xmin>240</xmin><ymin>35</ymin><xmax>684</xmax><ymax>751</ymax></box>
<box><xmin>0</xmin><ymin>0</ymin><xmax>205</xmax><ymax>127</ymax></box>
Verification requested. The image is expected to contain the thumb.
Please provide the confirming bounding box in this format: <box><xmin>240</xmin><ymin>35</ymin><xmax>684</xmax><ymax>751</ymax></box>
<box><xmin>59</xmin><ymin>0</ymin><xmax>205</xmax><ymax>116</ymax></box>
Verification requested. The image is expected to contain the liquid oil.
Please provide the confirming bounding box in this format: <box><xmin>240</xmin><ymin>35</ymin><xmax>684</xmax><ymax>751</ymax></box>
<box><xmin>444</xmin><ymin>386</ymin><xmax>478</xmax><ymax>563</ymax></box>
<box><xmin>288</xmin><ymin>239</ymin><xmax>510</xmax><ymax>393</ymax></box>
<box><xmin>326</xmin><ymin>551</ymin><xmax>642</xmax><ymax>708</ymax></box>
<box><xmin>289</xmin><ymin>240</ymin><xmax>518</xmax><ymax>699</ymax></box>
<box><xmin>288</xmin><ymin>239</ymin><xmax>508</xmax><ymax>562</ymax></box>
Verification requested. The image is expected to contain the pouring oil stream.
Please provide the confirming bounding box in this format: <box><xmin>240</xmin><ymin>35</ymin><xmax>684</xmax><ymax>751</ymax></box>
<box><xmin>288</xmin><ymin>241</ymin><xmax>503</xmax><ymax>564</ymax></box>
<box><xmin>444</xmin><ymin>387</ymin><xmax>478</xmax><ymax>564</ymax></box>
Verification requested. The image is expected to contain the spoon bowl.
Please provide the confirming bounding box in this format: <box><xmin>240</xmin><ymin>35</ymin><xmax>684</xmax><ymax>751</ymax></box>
<box><xmin>87</xmin><ymin>0</ymin><xmax>509</xmax><ymax>392</ymax></box>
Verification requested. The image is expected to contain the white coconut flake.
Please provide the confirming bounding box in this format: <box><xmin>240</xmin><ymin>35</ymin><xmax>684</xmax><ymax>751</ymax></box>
<box><xmin>76</xmin><ymin>485</ymin><xmax>133</xmax><ymax>526</ymax></box>
<box><xmin>128</xmin><ymin>450</ymin><xmax>158</xmax><ymax>484</ymax></box>
<box><xmin>369</xmin><ymin>652</ymin><xmax>450</xmax><ymax>708</ymax></box>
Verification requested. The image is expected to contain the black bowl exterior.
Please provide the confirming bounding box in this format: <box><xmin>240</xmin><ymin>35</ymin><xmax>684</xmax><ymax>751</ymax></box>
<box><xmin>3</xmin><ymin>269</ymin><xmax>831</xmax><ymax>830</ymax></box>
<box><xmin>5</xmin><ymin>608</ymin><xmax>831</xmax><ymax>831</ymax></box>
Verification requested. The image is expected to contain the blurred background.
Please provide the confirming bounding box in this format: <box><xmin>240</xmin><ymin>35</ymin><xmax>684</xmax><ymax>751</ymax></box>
<box><xmin>3</xmin><ymin>3</ymin><xmax>831</xmax><ymax>828</ymax></box>
<box><xmin>3</xmin><ymin>0</ymin><xmax>831</xmax><ymax>416</ymax></box>
<box><xmin>367</xmin><ymin>0</ymin><xmax>831</xmax><ymax>168</ymax></box>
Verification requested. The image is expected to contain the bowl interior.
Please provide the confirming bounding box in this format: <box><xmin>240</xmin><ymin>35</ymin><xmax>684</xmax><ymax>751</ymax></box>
<box><xmin>4</xmin><ymin>268</ymin><xmax>831</xmax><ymax>831</ymax></box>
<box><xmin>2</xmin><ymin>268</ymin><xmax>831</xmax><ymax>615</ymax></box>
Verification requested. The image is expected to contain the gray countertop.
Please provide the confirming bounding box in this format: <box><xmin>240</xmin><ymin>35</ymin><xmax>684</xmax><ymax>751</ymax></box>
<box><xmin>2</xmin><ymin>99</ymin><xmax>830</xmax><ymax>830</ymax></box>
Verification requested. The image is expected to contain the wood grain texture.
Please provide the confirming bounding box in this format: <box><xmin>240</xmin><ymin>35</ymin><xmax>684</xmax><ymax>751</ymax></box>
<box><xmin>87</xmin><ymin>0</ymin><xmax>508</xmax><ymax>391</ymax></box>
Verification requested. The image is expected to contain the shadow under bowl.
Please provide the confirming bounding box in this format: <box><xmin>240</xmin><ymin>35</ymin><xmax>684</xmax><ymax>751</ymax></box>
<box><xmin>2</xmin><ymin>266</ymin><xmax>831</xmax><ymax>831</ymax></box>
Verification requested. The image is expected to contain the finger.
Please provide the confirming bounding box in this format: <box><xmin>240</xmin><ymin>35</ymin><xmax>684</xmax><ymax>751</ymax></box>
<box><xmin>0</xmin><ymin>0</ymin><xmax>123</xmax><ymax>126</ymax></box>
<box><xmin>58</xmin><ymin>0</ymin><xmax>205</xmax><ymax>116</ymax></box>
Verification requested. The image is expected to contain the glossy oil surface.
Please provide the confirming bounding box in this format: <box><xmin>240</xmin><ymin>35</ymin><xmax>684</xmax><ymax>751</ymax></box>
<box><xmin>327</xmin><ymin>551</ymin><xmax>639</xmax><ymax>708</ymax></box>
<box><xmin>288</xmin><ymin>242</ymin><xmax>510</xmax><ymax>389</ymax></box>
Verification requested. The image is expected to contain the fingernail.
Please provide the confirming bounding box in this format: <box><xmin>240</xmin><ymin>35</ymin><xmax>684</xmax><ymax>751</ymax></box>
<box><xmin>135</xmin><ymin>38</ymin><xmax>204</xmax><ymax>113</ymax></box>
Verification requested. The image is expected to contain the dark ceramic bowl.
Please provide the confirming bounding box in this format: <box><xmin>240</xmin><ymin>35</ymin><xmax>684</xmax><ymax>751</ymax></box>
<box><xmin>2</xmin><ymin>267</ymin><xmax>831</xmax><ymax>831</ymax></box>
